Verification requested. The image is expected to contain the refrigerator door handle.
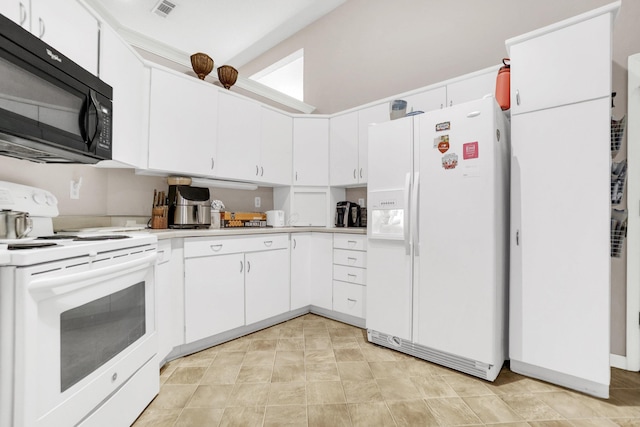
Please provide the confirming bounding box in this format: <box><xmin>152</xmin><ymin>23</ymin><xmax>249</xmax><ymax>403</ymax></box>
<box><xmin>412</xmin><ymin>172</ymin><xmax>420</xmax><ymax>256</ymax></box>
<box><xmin>404</xmin><ymin>172</ymin><xmax>411</xmax><ymax>255</ymax></box>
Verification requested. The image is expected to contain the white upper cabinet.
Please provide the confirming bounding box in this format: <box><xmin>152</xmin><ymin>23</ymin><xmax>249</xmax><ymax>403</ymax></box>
<box><xmin>404</xmin><ymin>86</ymin><xmax>447</xmax><ymax>113</ymax></box>
<box><xmin>0</xmin><ymin>1</ymin><xmax>29</xmax><ymax>29</ymax></box>
<box><xmin>358</xmin><ymin>103</ymin><xmax>389</xmax><ymax>183</ymax></box>
<box><xmin>260</xmin><ymin>107</ymin><xmax>292</xmax><ymax>185</ymax></box>
<box><xmin>99</xmin><ymin>25</ymin><xmax>146</xmax><ymax>168</ymax></box>
<box><xmin>217</xmin><ymin>91</ymin><xmax>261</xmax><ymax>181</ymax></box>
<box><xmin>147</xmin><ymin>67</ymin><xmax>218</xmax><ymax>176</ymax></box>
<box><xmin>293</xmin><ymin>117</ymin><xmax>329</xmax><ymax>186</ymax></box>
<box><xmin>329</xmin><ymin>111</ymin><xmax>359</xmax><ymax>186</ymax></box>
<box><xmin>446</xmin><ymin>69</ymin><xmax>497</xmax><ymax>107</ymax></box>
<box><xmin>507</xmin><ymin>12</ymin><xmax>612</xmax><ymax>115</ymax></box>
<box><xmin>329</xmin><ymin>105</ymin><xmax>388</xmax><ymax>187</ymax></box>
<box><xmin>5</xmin><ymin>0</ymin><xmax>100</xmax><ymax>74</ymax></box>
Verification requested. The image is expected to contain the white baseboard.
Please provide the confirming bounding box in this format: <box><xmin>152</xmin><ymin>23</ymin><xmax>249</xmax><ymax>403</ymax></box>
<box><xmin>610</xmin><ymin>353</ymin><xmax>627</xmax><ymax>370</ymax></box>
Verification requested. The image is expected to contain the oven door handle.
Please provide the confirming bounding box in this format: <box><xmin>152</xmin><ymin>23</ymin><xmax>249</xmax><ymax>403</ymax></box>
<box><xmin>28</xmin><ymin>252</ymin><xmax>157</xmax><ymax>297</ymax></box>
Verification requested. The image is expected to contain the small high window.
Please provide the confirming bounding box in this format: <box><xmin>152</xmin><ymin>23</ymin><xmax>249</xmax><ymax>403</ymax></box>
<box><xmin>249</xmin><ymin>49</ymin><xmax>303</xmax><ymax>101</ymax></box>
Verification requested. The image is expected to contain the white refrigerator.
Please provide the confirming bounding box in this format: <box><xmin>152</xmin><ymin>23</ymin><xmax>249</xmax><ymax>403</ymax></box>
<box><xmin>366</xmin><ymin>96</ymin><xmax>510</xmax><ymax>381</ymax></box>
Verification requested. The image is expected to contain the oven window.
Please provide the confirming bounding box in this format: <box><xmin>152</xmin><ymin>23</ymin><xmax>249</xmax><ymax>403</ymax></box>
<box><xmin>0</xmin><ymin>55</ymin><xmax>84</xmax><ymax>137</ymax></box>
<box><xmin>60</xmin><ymin>282</ymin><xmax>146</xmax><ymax>392</ymax></box>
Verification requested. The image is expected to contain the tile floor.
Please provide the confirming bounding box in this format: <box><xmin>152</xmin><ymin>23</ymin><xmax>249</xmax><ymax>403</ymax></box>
<box><xmin>133</xmin><ymin>314</ymin><xmax>640</xmax><ymax>426</ymax></box>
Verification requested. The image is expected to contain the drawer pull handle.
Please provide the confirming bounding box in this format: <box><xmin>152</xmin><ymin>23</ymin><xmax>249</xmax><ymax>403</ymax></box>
<box><xmin>347</xmin><ymin>298</ymin><xmax>357</xmax><ymax>307</ymax></box>
<box><xmin>240</xmin><ymin>261</ymin><xmax>243</xmax><ymax>273</ymax></box>
<box><xmin>347</xmin><ymin>274</ymin><xmax>357</xmax><ymax>281</ymax></box>
<box><xmin>263</xmin><ymin>240</ymin><xmax>273</xmax><ymax>247</ymax></box>
<box><xmin>247</xmin><ymin>261</ymin><xmax>251</xmax><ymax>273</ymax></box>
<box><xmin>210</xmin><ymin>244</ymin><xmax>223</xmax><ymax>252</ymax></box>
<box><xmin>347</xmin><ymin>257</ymin><xmax>357</xmax><ymax>261</ymax></box>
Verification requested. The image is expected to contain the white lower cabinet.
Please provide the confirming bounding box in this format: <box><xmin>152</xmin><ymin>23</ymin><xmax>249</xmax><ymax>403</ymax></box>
<box><xmin>245</xmin><ymin>246</ymin><xmax>290</xmax><ymax>325</ymax></box>
<box><xmin>183</xmin><ymin>235</ymin><xmax>289</xmax><ymax>344</ymax></box>
<box><xmin>332</xmin><ymin>281</ymin><xmax>365</xmax><ymax>319</ymax></box>
<box><xmin>155</xmin><ymin>239</ymin><xmax>185</xmax><ymax>363</ymax></box>
<box><xmin>184</xmin><ymin>252</ymin><xmax>245</xmax><ymax>343</ymax></box>
<box><xmin>332</xmin><ymin>234</ymin><xmax>367</xmax><ymax>319</ymax></box>
<box><xmin>309</xmin><ymin>233</ymin><xmax>334</xmax><ymax>310</ymax></box>
<box><xmin>290</xmin><ymin>233</ymin><xmax>311</xmax><ymax>310</ymax></box>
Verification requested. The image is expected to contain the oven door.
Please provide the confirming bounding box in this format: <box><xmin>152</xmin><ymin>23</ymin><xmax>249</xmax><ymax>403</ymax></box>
<box><xmin>14</xmin><ymin>251</ymin><xmax>157</xmax><ymax>427</ymax></box>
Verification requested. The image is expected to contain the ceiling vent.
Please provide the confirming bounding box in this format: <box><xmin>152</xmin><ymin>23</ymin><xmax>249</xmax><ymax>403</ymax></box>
<box><xmin>152</xmin><ymin>0</ymin><xmax>176</xmax><ymax>18</ymax></box>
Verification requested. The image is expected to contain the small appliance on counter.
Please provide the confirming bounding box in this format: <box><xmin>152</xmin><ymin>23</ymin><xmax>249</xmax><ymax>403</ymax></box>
<box><xmin>221</xmin><ymin>212</ymin><xmax>267</xmax><ymax>228</ymax></box>
<box><xmin>168</xmin><ymin>185</ymin><xmax>211</xmax><ymax>228</ymax></box>
<box><xmin>335</xmin><ymin>201</ymin><xmax>362</xmax><ymax>227</ymax></box>
<box><xmin>266</xmin><ymin>210</ymin><xmax>285</xmax><ymax>227</ymax></box>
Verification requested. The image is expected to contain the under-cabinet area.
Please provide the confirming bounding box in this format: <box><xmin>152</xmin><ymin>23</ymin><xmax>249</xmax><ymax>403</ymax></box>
<box><xmin>154</xmin><ymin>230</ymin><xmax>367</xmax><ymax>366</ymax></box>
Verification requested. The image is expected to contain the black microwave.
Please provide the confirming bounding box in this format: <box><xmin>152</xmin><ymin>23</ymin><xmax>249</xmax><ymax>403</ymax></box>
<box><xmin>0</xmin><ymin>13</ymin><xmax>112</xmax><ymax>164</ymax></box>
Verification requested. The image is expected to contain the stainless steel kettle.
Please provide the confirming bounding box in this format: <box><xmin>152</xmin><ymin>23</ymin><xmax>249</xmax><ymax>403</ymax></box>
<box><xmin>0</xmin><ymin>210</ymin><xmax>33</xmax><ymax>239</ymax></box>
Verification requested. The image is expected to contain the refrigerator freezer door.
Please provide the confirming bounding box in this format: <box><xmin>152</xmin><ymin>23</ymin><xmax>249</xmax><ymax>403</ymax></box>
<box><xmin>414</xmin><ymin>97</ymin><xmax>508</xmax><ymax>369</ymax></box>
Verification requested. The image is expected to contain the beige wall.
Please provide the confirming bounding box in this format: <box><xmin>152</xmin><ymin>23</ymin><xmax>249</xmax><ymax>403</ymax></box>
<box><xmin>0</xmin><ymin>156</ymin><xmax>272</xmax><ymax>218</ymax></box>
<box><xmin>240</xmin><ymin>0</ymin><xmax>637</xmax><ymax>357</ymax></box>
<box><xmin>240</xmin><ymin>0</ymin><xmax>638</xmax><ymax>115</ymax></box>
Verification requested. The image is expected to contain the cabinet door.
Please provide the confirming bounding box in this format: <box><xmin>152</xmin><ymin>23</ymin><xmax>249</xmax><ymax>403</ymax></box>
<box><xmin>329</xmin><ymin>111</ymin><xmax>359</xmax><ymax>186</ymax></box>
<box><xmin>217</xmin><ymin>91</ymin><xmax>261</xmax><ymax>181</ymax></box>
<box><xmin>446</xmin><ymin>70</ymin><xmax>496</xmax><ymax>107</ymax></box>
<box><xmin>0</xmin><ymin>1</ymin><xmax>29</xmax><ymax>28</ymax></box>
<box><xmin>358</xmin><ymin>103</ymin><xmax>389</xmax><ymax>184</ymax></box>
<box><xmin>509</xmin><ymin>13</ymin><xmax>611</xmax><ymax>115</ymax></box>
<box><xmin>260</xmin><ymin>108</ymin><xmax>292</xmax><ymax>185</ymax></box>
<box><xmin>293</xmin><ymin>117</ymin><xmax>329</xmax><ymax>186</ymax></box>
<box><xmin>245</xmin><ymin>248</ymin><xmax>290</xmax><ymax>325</ymax></box>
<box><xmin>184</xmin><ymin>253</ymin><xmax>245</xmax><ymax>343</ymax></box>
<box><xmin>31</xmin><ymin>0</ymin><xmax>99</xmax><ymax>74</ymax></box>
<box><xmin>155</xmin><ymin>240</ymin><xmax>184</xmax><ymax>363</ymax></box>
<box><xmin>148</xmin><ymin>68</ymin><xmax>218</xmax><ymax>176</ymax></box>
<box><xmin>404</xmin><ymin>86</ymin><xmax>447</xmax><ymax>113</ymax></box>
<box><xmin>510</xmin><ymin>98</ymin><xmax>610</xmax><ymax>392</ymax></box>
<box><xmin>290</xmin><ymin>233</ymin><xmax>311</xmax><ymax>310</ymax></box>
<box><xmin>99</xmin><ymin>25</ymin><xmax>146</xmax><ymax>167</ymax></box>
<box><xmin>309</xmin><ymin>233</ymin><xmax>333</xmax><ymax>310</ymax></box>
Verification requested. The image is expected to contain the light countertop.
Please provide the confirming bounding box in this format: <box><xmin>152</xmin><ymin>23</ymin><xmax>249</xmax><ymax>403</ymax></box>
<box><xmin>147</xmin><ymin>227</ymin><xmax>367</xmax><ymax>240</ymax></box>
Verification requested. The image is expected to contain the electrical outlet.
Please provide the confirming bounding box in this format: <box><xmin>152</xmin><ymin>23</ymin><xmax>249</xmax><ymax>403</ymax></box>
<box><xmin>358</xmin><ymin>198</ymin><xmax>365</xmax><ymax>207</ymax></box>
<box><xmin>254</xmin><ymin>196</ymin><xmax>261</xmax><ymax>208</ymax></box>
<box><xmin>70</xmin><ymin>178</ymin><xmax>82</xmax><ymax>200</ymax></box>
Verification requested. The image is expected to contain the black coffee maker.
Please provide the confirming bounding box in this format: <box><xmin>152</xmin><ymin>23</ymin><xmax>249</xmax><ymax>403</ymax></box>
<box><xmin>335</xmin><ymin>201</ymin><xmax>361</xmax><ymax>227</ymax></box>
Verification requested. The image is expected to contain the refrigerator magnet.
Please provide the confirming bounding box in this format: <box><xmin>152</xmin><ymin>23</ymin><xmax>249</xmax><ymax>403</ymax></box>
<box><xmin>442</xmin><ymin>153</ymin><xmax>458</xmax><ymax>170</ymax></box>
<box><xmin>436</xmin><ymin>135</ymin><xmax>450</xmax><ymax>153</ymax></box>
<box><xmin>435</xmin><ymin>121</ymin><xmax>450</xmax><ymax>132</ymax></box>
<box><xmin>463</xmin><ymin>141</ymin><xmax>479</xmax><ymax>160</ymax></box>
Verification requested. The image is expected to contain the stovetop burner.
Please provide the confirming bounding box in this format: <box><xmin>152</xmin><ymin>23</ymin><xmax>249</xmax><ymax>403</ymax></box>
<box><xmin>36</xmin><ymin>235</ymin><xmax>77</xmax><ymax>240</ymax></box>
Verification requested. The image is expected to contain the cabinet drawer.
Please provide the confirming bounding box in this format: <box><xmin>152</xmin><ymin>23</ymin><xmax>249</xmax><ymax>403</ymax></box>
<box><xmin>333</xmin><ymin>281</ymin><xmax>365</xmax><ymax>318</ymax></box>
<box><xmin>333</xmin><ymin>264</ymin><xmax>366</xmax><ymax>285</ymax></box>
<box><xmin>333</xmin><ymin>234</ymin><xmax>367</xmax><ymax>251</ymax></box>
<box><xmin>333</xmin><ymin>249</ymin><xmax>366</xmax><ymax>268</ymax></box>
<box><xmin>185</xmin><ymin>234</ymin><xmax>289</xmax><ymax>258</ymax></box>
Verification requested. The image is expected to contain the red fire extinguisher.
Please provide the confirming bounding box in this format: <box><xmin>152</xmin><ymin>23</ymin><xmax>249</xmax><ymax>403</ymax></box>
<box><xmin>495</xmin><ymin>58</ymin><xmax>510</xmax><ymax>110</ymax></box>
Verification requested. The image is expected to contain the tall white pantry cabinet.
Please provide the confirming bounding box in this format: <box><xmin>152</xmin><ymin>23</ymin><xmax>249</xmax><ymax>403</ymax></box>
<box><xmin>506</xmin><ymin>1</ymin><xmax>619</xmax><ymax>398</ymax></box>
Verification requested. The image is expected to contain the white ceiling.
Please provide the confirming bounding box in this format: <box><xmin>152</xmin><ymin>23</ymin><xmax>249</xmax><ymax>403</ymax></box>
<box><xmin>85</xmin><ymin>0</ymin><xmax>346</xmax><ymax>69</ymax></box>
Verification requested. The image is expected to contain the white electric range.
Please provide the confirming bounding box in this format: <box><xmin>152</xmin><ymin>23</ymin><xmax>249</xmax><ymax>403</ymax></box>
<box><xmin>0</xmin><ymin>181</ymin><xmax>159</xmax><ymax>427</ymax></box>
